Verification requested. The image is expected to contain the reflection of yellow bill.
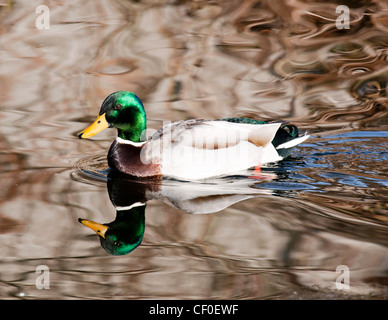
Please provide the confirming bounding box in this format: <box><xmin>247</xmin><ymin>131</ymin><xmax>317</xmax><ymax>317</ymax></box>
<box><xmin>78</xmin><ymin>218</ymin><xmax>108</xmax><ymax>238</ymax></box>
<box><xmin>79</xmin><ymin>113</ymin><xmax>109</xmax><ymax>139</ymax></box>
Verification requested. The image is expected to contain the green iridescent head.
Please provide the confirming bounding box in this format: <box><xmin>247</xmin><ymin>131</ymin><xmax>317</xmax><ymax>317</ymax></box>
<box><xmin>79</xmin><ymin>205</ymin><xmax>145</xmax><ymax>256</ymax></box>
<box><xmin>79</xmin><ymin>91</ymin><xmax>147</xmax><ymax>142</ymax></box>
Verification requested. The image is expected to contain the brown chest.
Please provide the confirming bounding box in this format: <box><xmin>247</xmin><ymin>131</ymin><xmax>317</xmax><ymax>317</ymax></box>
<box><xmin>108</xmin><ymin>141</ymin><xmax>161</xmax><ymax>177</ymax></box>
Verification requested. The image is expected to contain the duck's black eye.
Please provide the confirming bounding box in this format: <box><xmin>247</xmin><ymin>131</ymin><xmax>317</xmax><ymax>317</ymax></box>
<box><xmin>114</xmin><ymin>241</ymin><xmax>121</xmax><ymax>247</ymax></box>
<box><xmin>115</xmin><ymin>104</ymin><xmax>122</xmax><ymax>110</ymax></box>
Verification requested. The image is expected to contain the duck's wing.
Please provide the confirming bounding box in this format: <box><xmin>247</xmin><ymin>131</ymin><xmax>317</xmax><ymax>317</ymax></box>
<box><xmin>140</xmin><ymin>119</ymin><xmax>205</xmax><ymax>164</ymax></box>
<box><xmin>195</xmin><ymin>121</ymin><xmax>281</xmax><ymax>149</ymax></box>
<box><xmin>148</xmin><ymin>120</ymin><xmax>282</xmax><ymax>150</ymax></box>
<box><xmin>140</xmin><ymin>120</ymin><xmax>282</xmax><ymax>178</ymax></box>
<box><xmin>149</xmin><ymin>119</ymin><xmax>206</xmax><ymax>144</ymax></box>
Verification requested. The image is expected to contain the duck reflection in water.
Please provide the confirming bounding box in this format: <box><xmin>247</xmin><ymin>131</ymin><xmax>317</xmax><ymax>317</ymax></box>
<box><xmin>79</xmin><ymin>170</ymin><xmax>275</xmax><ymax>255</ymax></box>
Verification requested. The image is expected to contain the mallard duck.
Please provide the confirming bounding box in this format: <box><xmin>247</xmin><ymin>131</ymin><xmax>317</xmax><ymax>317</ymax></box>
<box><xmin>79</xmin><ymin>91</ymin><xmax>309</xmax><ymax>180</ymax></box>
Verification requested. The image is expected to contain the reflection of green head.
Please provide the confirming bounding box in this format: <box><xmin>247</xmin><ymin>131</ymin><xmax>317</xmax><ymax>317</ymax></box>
<box><xmin>79</xmin><ymin>204</ymin><xmax>145</xmax><ymax>256</ymax></box>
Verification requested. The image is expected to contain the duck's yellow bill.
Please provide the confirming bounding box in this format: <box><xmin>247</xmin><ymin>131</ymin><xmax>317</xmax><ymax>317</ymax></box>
<box><xmin>79</xmin><ymin>113</ymin><xmax>109</xmax><ymax>139</ymax></box>
<box><xmin>78</xmin><ymin>218</ymin><xmax>108</xmax><ymax>238</ymax></box>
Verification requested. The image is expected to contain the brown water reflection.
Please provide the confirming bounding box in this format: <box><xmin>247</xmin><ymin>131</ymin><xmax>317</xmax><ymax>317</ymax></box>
<box><xmin>0</xmin><ymin>0</ymin><xmax>388</xmax><ymax>299</ymax></box>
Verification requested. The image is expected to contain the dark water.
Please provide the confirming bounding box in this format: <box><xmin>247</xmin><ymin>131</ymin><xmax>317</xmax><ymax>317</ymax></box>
<box><xmin>0</xmin><ymin>0</ymin><xmax>388</xmax><ymax>299</ymax></box>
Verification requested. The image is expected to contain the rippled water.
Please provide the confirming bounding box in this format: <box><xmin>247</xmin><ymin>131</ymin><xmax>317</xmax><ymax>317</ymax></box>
<box><xmin>1</xmin><ymin>0</ymin><xmax>388</xmax><ymax>299</ymax></box>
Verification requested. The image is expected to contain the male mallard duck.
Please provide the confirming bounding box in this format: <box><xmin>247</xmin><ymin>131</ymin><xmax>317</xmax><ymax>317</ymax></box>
<box><xmin>79</xmin><ymin>91</ymin><xmax>309</xmax><ymax>180</ymax></box>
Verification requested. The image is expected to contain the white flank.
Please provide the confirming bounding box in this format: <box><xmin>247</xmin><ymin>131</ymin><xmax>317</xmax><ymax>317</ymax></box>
<box><xmin>158</xmin><ymin>121</ymin><xmax>282</xmax><ymax>180</ymax></box>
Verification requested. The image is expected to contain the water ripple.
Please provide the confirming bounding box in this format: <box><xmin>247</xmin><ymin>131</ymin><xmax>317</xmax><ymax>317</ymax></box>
<box><xmin>1</xmin><ymin>0</ymin><xmax>388</xmax><ymax>300</ymax></box>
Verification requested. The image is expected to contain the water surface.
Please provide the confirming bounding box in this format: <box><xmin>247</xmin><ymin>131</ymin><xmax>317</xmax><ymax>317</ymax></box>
<box><xmin>0</xmin><ymin>0</ymin><xmax>388</xmax><ymax>299</ymax></box>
